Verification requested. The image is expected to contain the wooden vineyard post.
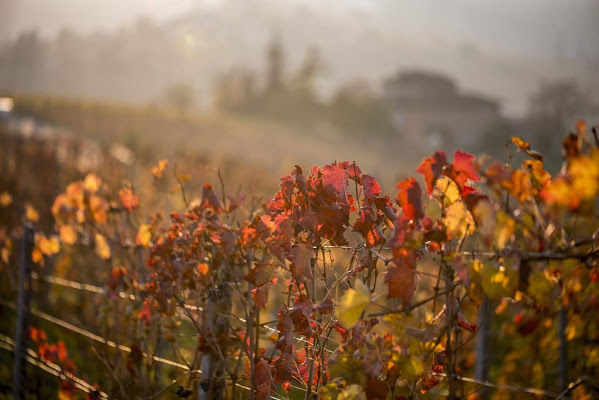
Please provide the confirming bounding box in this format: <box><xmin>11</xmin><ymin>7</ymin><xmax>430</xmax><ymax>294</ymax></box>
<box><xmin>13</xmin><ymin>224</ymin><xmax>34</xmax><ymax>400</ymax></box>
<box><xmin>198</xmin><ymin>283</ymin><xmax>232</xmax><ymax>400</ymax></box>
<box><xmin>558</xmin><ymin>306</ymin><xmax>568</xmax><ymax>392</ymax></box>
<box><xmin>474</xmin><ymin>296</ymin><xmax>493</xmax><ymax>399</ymax></box>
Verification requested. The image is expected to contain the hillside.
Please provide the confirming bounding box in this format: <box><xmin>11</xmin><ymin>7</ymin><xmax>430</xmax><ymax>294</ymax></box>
<box><xmin>11</xmin><ymin>95</ymin><xmax>412</xmax><ymax>193</ymax></box>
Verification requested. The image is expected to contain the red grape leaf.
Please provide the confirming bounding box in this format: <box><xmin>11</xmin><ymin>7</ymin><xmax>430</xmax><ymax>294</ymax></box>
<box><xmin>200</xmin><ymin>183</ymin><xmax>222</xmax><ymax>212</ymax></box>
<box><xmin>396</xmin><ymin>178</ymin><xmax>424</xmax><ymax>221</ymax></box>
<box><xmin>290</xmin><ymin>295</ymin><xmax>314</xmax><ymax>337</ymax></box>
<box><xmin>288</xmin><ymin>243</ymin><xmax>313</xmax><ymax>282</ymax></box>
<box><xmin>417</xmin><ymin>151</ymin><xmax>448</xmax><ymax>194</ymax></box>
<box><xmin>450</xmin><ymin>150</ymin><xmax>480</xmax><ymax>189</ymax></box>
<box><xmin>385</xmin><ymin>256</ymin><xmax>416</xmax><ymax>306</ymax></box>
<box><xmin>321</xmin><ymin>163</ymin><xmax>349</xmax><ymax>202</ymax></box>
<box><xmin>245</xmin><ymin>259</ymin><xmax>279</xmax><ymax>287</ymax></box>
<box><xmin>362</xmin><ymin>174</ymin><xmax>382</xmax><ymax>199</ymax></box>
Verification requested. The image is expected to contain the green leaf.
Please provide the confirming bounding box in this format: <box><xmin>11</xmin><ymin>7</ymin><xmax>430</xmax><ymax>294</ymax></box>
<box><xmin>335</xmin><ymin>279</ymin><xmax>371</xmax><ymax>329</ymax></box>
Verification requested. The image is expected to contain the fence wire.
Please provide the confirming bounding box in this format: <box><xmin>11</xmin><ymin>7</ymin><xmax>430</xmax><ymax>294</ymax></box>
<box><xmin>0</xmin><ymin>333</ymin><xmax>109</xmax><ymax>398</ymax></box>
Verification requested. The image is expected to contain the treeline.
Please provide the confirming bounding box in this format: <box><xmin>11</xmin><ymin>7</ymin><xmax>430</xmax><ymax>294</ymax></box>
<box><xmin>212</xmin><ymin>38</ymin><xmax>396</xmax><ymax>136</ymax></box>
<box><xmin>0</xmin><ymin>21</ymin><xmax>396</xmax><ymax>137</ymax></box>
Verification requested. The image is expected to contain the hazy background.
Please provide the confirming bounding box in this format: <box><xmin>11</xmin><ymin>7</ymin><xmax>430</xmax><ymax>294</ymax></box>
<box><xmin>1</xmin><ymin>0</ymin><xmax>598</xmax><ymax>193</ymax></box>
<box><xmin>2</xmin><ymin>0</ymin><xmax>598</xmax><ymax>115</ymax></box>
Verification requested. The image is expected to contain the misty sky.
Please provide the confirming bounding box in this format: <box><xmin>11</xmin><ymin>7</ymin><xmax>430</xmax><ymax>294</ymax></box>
<box><xmin>1</xmin><ymin>0</ymin><xmax>597</xmax><ymax>116</ymax></box>
<box><xmin>2</xmin><ymin>0</ymin><xmax>597</xmax><ymax>64</ymax></box>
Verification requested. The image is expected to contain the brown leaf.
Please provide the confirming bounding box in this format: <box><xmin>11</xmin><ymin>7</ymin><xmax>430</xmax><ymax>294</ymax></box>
<box><xmin>252</xmin><ymin>283</ymin><xmax>270</xmax><ymax>309</ymax></box>
<box><xmin>288</xmin><ymin>243</ymin><xmax>313</xmax><ymax>282</ymax></box>
<box><xmin>385</xmin><ymin>256</ymin><xmax>416</xmax><ymax>306</ymax></box>
<box><xmin>255</xmin><ymin>359</ymin><xmax>273</xmax><ymax>400</ymax></box>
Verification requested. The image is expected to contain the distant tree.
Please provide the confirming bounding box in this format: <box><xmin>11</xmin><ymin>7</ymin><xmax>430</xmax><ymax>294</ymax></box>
<box><xmin>292</xmin><ymin>46</ymin><xmax>325</xmax><ymax>97</ymax></box>
<box><xmin>328</xmin><ymin>80</ymin><xmax>395</xmax><ymax>137</ymax></box>
<box><xmin>163</xmin><ymin>83</ymin><xmax>196</xmax><ymax>113</ymax></box>
<box><xmin>5</xmin><ymin>30</ymin><xmax>45</xmax><ymax>91</ymax></box>
<box><xmin>213</xmin><ymin>69</ymin><xmax>256</xmax><ymax>112</ymax></box>
<box><xmin>265</xmin><ymin>36</ymin><xmax>285</xmax><ymax>93</ymax></box>
<box><xmin>527</xmin><ymin>80</ymin><xmax>591</xmax><ymax>158</ymax></box>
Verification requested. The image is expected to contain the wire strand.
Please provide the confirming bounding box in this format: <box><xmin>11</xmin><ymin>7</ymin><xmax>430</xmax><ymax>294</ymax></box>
<box><xmin>0</xmin><ymin>299</ymin><xmax>191</xmax><ymax>371</ymax></box>
<box><xmin>0</xmin><ymin>333</ymin><xmax>109</xmax><ymax>398</ymax></box>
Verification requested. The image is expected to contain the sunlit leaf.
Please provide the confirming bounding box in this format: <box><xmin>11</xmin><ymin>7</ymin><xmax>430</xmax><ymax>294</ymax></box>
<box><xmin>481</xmin><ymin>262</ymin><xmax>518</xmax><ymax>301</ymax></box>
<box><xmin>336</xmin><ymin>279</ymin><xmax>371</xmax><ymax>329</ymax></box>
<box><xmin>528</xmin><ymin>270</ymin><xmax>554</xmax><ymax>309</ymax></box>
<box><xmin>433</xmin><ymin>175</ymin><xmax>460</xmax><ymax>207</ymax></box>
<box><xmin>83</xmin><ymin>173</ymin><xmax>102</xmax><ymax>193</ymax></box>
<box><xmin>95</xmin><ymin>233</ymin><xmax>111</xmax><ymax>259</ymax></box>
<box><xmin>151</xmin><ymin>159</ymin><xmax>168</xmax><ymax>178</ymax></box>
<box><xmin>25</xmin><ymin>204</ymin><xmax>40</xmax><ymax>222</ymax></box>
<box><xmin>417</xmin><ymin>151</ymin><xmax>448</xmax><ymax>194</ymax></box>
<box><xmin>135</xmin><ymin>223</ymin><xmax>151</xmax><ymax>247</ymax></box>
<box><xmin>0</xmin><ymin>191</ymin><xmax>12</xmax><ymax>207</ymax></box>
<box><xmin>38</xmin><ymin>235</ymin><xmax>61</xmax><ymax>256</ymax></box>
<box><xmin>338</xmin><ymin>384</ymin><xmax>366</xmax><ymax>400</ymax></box>
<box><xmin>443</xmin><ymin>201</ymin><xmax>474</xmax><ymax>240</ymax></box>
<box><xmin>59</xmin><ymin>225</ymin><xmax>77</xmax><ymax>245</ymax></box>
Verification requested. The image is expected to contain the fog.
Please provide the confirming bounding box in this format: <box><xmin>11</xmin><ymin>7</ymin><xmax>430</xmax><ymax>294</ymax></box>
<box><xmin>1</xmin><ymin>0</ymin><xmax>597</xmax><ymax>116</ymax></box>
<box><xmin>1</xmin><ymin>0</ymin><xmax>597</xmax><ymax>185</ymax></box>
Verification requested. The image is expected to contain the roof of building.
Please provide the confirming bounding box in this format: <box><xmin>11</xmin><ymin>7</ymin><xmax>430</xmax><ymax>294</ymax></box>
<box><xmin>384</xmin><ymin>69</ymin><xmax>499</xmax><ymax>110</ymax></box>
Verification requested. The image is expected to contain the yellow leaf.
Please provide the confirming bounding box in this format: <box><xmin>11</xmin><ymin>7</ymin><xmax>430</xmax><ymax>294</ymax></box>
<box><xmin>541</xmin><ymin>177</ymin><xmax>572</xmax><ymax>207</ymax></box>
<box><xmin>494</xmin><ymin>211</ymin><xmax>515</xmax><ymax>250</ymax></box>
<box><xmin>443</xmin><ymin>201</ymin><xmax>474</xmax><ymax>240</ymax></box>
<box><xmin>59</xmin><ymin>225</ymin><xmax>77</xmax><ymax>245</ymax></box>
<box><xmin>511</xmin><ymin>136</ymin><xmax>530</xmax><ymax>150</ymax></box>
<box><xmin>151</xmin><ymin>159</ymin><xmax>168</xmax><ymax>178</ymax></box>
<box><xmin>566</xmin><ymin>314</ymin><xmax>583</xmax><ymax>340</ymax></box>
<box><xmin>433</xmin><ymin>176</ymin><xmax>460</xmax><ymax>206</ymax></box>
<box><xmin>0</xmin><ymin>191</ymin><xmax>12</xmax><ymax>207</ymax></box>
<box><xmin>38</xmin><ymin>235</ymin><xmax>61</xmax><ymax>256</ymax></box>
<box><xmin>1</xmin><ymin>247</ymin><xmax>10</xmax><ymax>264</ymax></box>
<box><xmin>25</xmin><ymin>204</ymin><xmax>40</xmax><ymax>222</ymax></box>
<box><xmin>335</xmin><ymin>279</ymin><xmax>371</xmax><ymax>329</ymax></box>
<box><xmin>135</xmin><ymin>224</ymin><xmax>151</xmax><ymax>247</ymax></box>
<box><xmin>523</xmin><ymin>160</ymin><xmax>550</xmax><ymax>188</ymax></box>
<box><xmin>95</xmin><ymin>233</ymin><xmax>111</xmax><ymax>259</ymax></box>
<box><xmin>83</xmin><ymin>173</ymin><xmax>102</xmax><ymax>193</ymax></box>
<box><xmin>528</xmin><ymin>270</ymin><xmax>554</xmax><ymax>309</ymax></box>
<box><xmin>569</xmin><ymin>155</ymin><xmax>599</xmax><ymax>201</ymax></box>
<box><xmin>472</xmin><ymin>200</ymin><xmax>495</xmax><ymax>237</ymax></box>
<box><xmin>338</xmin><ymin>384</ymin><xmax>366</xmax><ymax>400</ymax></box>
<box><xmin>481</xmin><ymin>262</ymin><xmax>518</xmax><ymax>301</ymax></box>
<box><xmin>398</xmin><ymin>355</ymin><xmax>425</xmax><ymax>381</ymax></box>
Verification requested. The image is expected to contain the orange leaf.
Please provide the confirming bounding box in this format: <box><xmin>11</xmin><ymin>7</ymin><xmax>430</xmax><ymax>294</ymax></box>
<box><xmin>135</xmin><ymin>224</ymin><xmax>151</xmax><ymax>247</ymax></box>
<box><xmin>25</xmin><ymin>204</ymin><xmax>40</xmax><ymax>222</ymax></box>
<box><xmin>59</xmin><ymin>225</ymin><xmax>77</xmax><ymax>245</ymax></box>
<box><xmin>95</xmin><ymin>233</ymin><xmax>111</xmax><ymax>259</ymax></box>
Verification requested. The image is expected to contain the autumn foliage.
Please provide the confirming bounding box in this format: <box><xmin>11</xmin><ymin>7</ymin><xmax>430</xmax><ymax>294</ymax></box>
<box><xmin>2</xmin><ymin>121</ymin><xmax>599</xmax><ymax>399</ymax></box>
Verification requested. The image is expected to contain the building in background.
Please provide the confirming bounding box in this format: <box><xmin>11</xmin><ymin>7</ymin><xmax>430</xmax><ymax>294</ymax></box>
<box><xmin>383</xmin><ymin>71</ymin><xmax>502</xmax><ymax>158</ymax></box>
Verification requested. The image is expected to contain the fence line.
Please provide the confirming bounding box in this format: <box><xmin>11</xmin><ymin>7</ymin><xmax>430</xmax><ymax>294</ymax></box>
<box><xmin>31</xmin><ymin>272</ymin><xmax>335</xmax><ymax>353</ymax></box>
<box><xmin>0</xmin><ymin>299</ymin><xmax>191</xmax><ymax>371</ymax></box>
<box><xmin>8</xmin><ymin>252</ymin><xmax>581</xmax><ymax>398</ymax></box>
<box><xmin>31</xmin><ymin>272</ymin><xmax>201</xmax><ymax>311</ymax></box>
<box><xmin>433</xmin><ymin>372</ymin><xmax>562</xmax><ymax>399</ymax></box>
<box><xmin>1</xmin><ymin>299</ymin><xmax>304</xmax><ymax>397</ymax></box>
<box><xmin>0</xmin><ymin>333</ymin><xmax>109</xmax><ymax>398</ymax></box>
